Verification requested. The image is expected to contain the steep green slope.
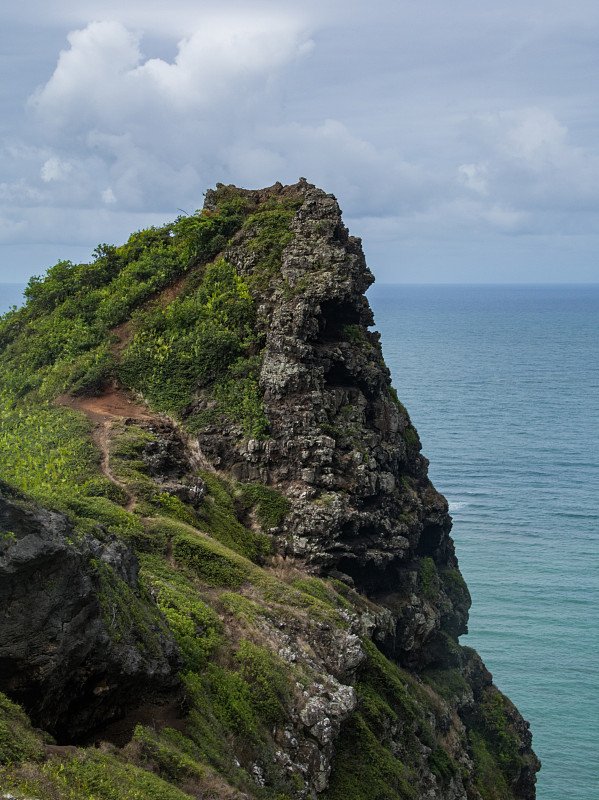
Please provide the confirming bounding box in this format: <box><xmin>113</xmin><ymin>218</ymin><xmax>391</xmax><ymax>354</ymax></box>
<box><xmin>0</xmin><ymin>181</ymin><xmax>539</xmax><ymax>800</ymax></box>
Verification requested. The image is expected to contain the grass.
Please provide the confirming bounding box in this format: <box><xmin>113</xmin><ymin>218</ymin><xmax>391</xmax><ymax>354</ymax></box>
<box><xmin>0</xmin><ymin>747</ymin><xmax>196</xmax><ymax>800</ymax></box>
<box><xmin>0</xmin><ymin>692</ymin><xmax>47</xmax><ymax>765</ymax></box>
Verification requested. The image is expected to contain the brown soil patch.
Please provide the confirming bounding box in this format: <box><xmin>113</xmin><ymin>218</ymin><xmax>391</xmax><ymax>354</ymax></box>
<box><xmin>44</xmin><ymin>744</ymin><xmax>79</xmax><ymax>760</ymax></box>
<box><xmin>56</xmin><ymin>388</ymin><xmax>160</xmax><ymax>512</ymax></box>
<box><xmin>56</xmin><ymin>387</ymin><xmax>155</xmax><ymax>424</ymax></box>
<box><xmin>158</xmin><ymin>273</ymin><xmax>188</xmax><ymax>307</ymax></box>
<box><xmin>109</xmin><ymin>319</ymin><xmax>133</xmax><ymax>355</ymax></box>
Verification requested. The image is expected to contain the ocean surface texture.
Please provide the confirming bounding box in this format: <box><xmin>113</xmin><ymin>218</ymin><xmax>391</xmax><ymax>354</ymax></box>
<box><xmin>1</xmin><ymin>283</ymin><xmax>597</xmax><ymax>798</ymax></box>
<box><xmin>368</xmin><ymin>284</ymin><xmax>598</xmax><ymax>800</ymax></box>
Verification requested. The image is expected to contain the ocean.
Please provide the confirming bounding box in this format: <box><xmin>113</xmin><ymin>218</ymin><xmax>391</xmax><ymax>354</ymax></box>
<box><xmin>1</xmin><ymin>282</ymin><xmax>597</xmax><ymax>798</ymax></box>
<box><xmin>368</xmin><ymin>284</ymin><xmax>599</xmax><ymax>800</ymax></box>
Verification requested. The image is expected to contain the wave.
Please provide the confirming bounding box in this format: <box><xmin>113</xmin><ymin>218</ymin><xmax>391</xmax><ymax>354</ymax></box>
<box><xmin>448</xmin><ymin>501</ymin><xmax>469</xmax><ymax>512</ymax></box>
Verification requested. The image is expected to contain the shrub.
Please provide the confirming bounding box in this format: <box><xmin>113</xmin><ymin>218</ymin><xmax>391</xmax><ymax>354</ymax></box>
<box><xmin>418</xmin><ymin>557</ymin><xmax>439</xmax><ymax>600</ymax></box>
<box><xmin>238</xmin><ymin>483</ymin><xmax>290</xmax><ymax>529</ymax></box>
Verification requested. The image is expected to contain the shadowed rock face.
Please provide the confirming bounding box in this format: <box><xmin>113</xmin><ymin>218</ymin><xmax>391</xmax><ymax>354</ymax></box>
<box><xmin>0</xmin><ymin>494</ymin><xmax>181</xmax><ymax>741</ymax></box>
<box><xmin>196</xmin><ymin>183</ymin><xmax>470</xmax><ymax>670</ymax></box>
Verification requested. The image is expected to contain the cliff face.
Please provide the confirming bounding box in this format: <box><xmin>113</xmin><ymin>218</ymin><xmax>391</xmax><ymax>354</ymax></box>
<box><xmin>197</xmin><ymin>183</ymin><xmax>467</xmax><ymax>669</ymax></box>
<box><xmin>0</xmin><ymin>181</ymin><xmax>539</xmax><ymax>800</ymax></box>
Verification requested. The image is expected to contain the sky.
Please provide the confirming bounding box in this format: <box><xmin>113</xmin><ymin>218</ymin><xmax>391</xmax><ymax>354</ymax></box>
<box><xmin>2</xmin><ymin>0</ymin><xmax>599</xmax><ymax>284</ymax></box>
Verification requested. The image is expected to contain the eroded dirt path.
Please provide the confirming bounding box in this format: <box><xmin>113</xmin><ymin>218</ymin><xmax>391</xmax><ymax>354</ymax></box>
<box><xmin>93</xmin><ymin>419</ymin><xmax>136</xmax><ymax>512</ymax></box>
<box><xmin>56</xmin><ymin>388</ymin><xmax>158</xmax><ymax>512</ymax></box>
<box><xmin>57</xmin><ymin>386</ymin><xmax>155</xmax><ymax>424</ymax></box>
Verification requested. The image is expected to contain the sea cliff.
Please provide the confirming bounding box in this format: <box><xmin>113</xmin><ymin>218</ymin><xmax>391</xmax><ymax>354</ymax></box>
<box><xmin>0</xmin><ymin>181</ymin><xmax>539</xmax><ymax>799</ymax></box>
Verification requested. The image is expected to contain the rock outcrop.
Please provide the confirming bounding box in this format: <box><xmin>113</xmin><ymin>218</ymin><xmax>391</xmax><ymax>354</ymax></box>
<box><xmin>0</xmin><ymin>491</ymin><xmax>181</xmax><ymax>741</ymax></box>
<box><xmin>194</xmin><ymin>182</ymin><xmax>469</xmax><ymax>670</ymax></box>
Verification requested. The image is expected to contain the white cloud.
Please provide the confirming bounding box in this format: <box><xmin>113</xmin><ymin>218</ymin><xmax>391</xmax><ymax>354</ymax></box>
<box><xmin>40</xmin><ymin>156</ymin><xmax>72</xmax><ymax>182</ymax></box>
<box><xmin>0</xmin><ymin>179</ymin><xmax>44</xmax><ymax>204</ymax></box>
<box><xmin>464</xmin><ymin>107</ymin><xmax>599</xmax><ymax>219</ymax></box>
<box><xmin>101</xmin><ymin>187</ymin><xmax>117</xmax><ymax>204</ymax></box>
<box><xmin>29</xmin><ymin>22</ymin><xmax>142</xmax><ymax>129</ymax></box>
<box><xmin>458</xmin><ymin>163</ymin><xmax>488</xmax><ymax>194</ymax></box>
<box><xmin>22</xmin><ymin>17</ymin><xmax>315</xmax><ymax>215</ymax></box>
<box><xmin>0</xmin><ymin>215</ymin><xmax>27</xmax><ymax>241</ymax></box>
<box><xmin>477</xmin><ymin>108</ymin><xmax>570</xmax><ymax>169</ymax></box>
<box><xmin>30</xmin><ymin>17</ymin><xmax>313</xmax><ymax>128</ymax></box>
<box><xmin>4</xmin><ymin>3</ymin><xmax>599</xmax><ymax>282</ymax></box>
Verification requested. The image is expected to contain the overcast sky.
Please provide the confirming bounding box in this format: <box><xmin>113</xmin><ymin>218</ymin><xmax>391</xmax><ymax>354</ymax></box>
<box><xmin>2</xmin><ymin>0</ymin><xmax>599</xmax><ymax>284</ymax></box>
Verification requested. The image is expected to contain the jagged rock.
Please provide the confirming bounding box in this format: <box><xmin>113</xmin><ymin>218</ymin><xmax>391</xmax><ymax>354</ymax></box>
<box><xmin>0</xmin><ymin>494</ymin><xmax>181</xmax><ymax>741</ymax></box>
<box><xmin>194</xmin><ymin>182</ymin><xmax>470</xmax><ymax>669</ymax></box>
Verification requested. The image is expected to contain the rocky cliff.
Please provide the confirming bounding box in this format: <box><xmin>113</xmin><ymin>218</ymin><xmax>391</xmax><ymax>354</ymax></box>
<box><xmin>0</xmin><ymin>181</ymin><xmax>539</xmax><ymax>800</ymax></box>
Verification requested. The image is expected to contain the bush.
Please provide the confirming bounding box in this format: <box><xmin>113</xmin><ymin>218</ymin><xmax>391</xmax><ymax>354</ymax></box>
<box><xmin>238</xmin><ymin>482</ymin><xmax>290</xmax><ymax>529</ymax></box>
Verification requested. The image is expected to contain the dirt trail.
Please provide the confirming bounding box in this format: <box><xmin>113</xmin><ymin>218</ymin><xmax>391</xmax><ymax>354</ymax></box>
<box><xmin>93</xmin><ymin>419</ymin><xmax>136</xmax><ymax>512</ymax></box>
<box><xmin>57</xmin><ymin>386</ymin><xmax>155</xmax><ymax>424</ymax></box>
<box><xmin>56</xmin><ymin>388</ymin><xmax>158</xmax><ymax>512</ymax></box>
<box><xmin>56</xmin><ymin>363</ymin><xmax>214</xmax><ymax>523</ymax></box>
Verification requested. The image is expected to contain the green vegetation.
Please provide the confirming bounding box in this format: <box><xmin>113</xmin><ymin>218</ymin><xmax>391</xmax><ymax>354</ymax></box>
<box><xmin>326</xmin><ymin>639</ymin><xmax>462</xmax><ymax>800</ymax></box>
<box><xmin>91</xmin><ymin>557</ymin><xmax>169</xmax><ymax>655</ymax></box>
<box><xmin>132</xmin><ymin>725</ymin><xmax>205</xmax><ymax>783</ymax></box>
<box><xmin>172</xmin><ymin>530</ymin><xmax>251</xmax><ymax>589</ymax></box>
<box><xmin>469</xmin><ymin>690</ymin><xmax>526</xmax><ymax>795</ymax></box>
<box><xmin>402</xmin><ymin>425</ymin><xmax>419</xmax><ymax>452</ymax></box>
<box><xmin>199</xmin><ymin>471</ymin><xmax>272</xmax><ymax>560</ymax></box>
<box><xmin>0</xmin><ymin>190</ymin><xmax>298</xmax><ymax>530</ymax></box>
<box><xmin>235</xmin><ymin>639</ymin><xmax>291</xmax><ymax>725</ymax></box>
<box><xmin>238</xmin><ymin>482</ymin><xmax>291</xmax><ymax>529</ymax></box>
<box><xmin>388</xmin><ymin>386</ymin><xmax>408</xmax><ymax>415</ymax></box>
<box><xmin>441</xmin><ymin>568</ymin><xmax>470</xmax><ymax>608</ymax></box>
<box><xmin>326</xmin><ymin>641</ymin><xmax>421</xmax><ymax>800</ymax></box>
<box><xmin>418</xmin><ymin>556</ymin><xmax>439</xmax><ymax>601</ymax></box>
<box><xmin>119</xmin><ymin>259</ymin><xmax>256</xmax><ymax>414</ymax></box>
<box><xmin>0</xmin><ymin>692</ymin><xmax>46</xmax><ymax>764</ymax></box>
<box><xmin>0</xmin><ymin>192</ymin><xmax>289</xmax><ymax>477</ymax></box>
<box><xmin>0</xmin><ymin>747</ymin><xmax>196</xmax><ymax>800</ymax></box>
<box><xmin>0</xmin><ymin>399</ymin><xmax>97</xmax><ymax>507</ymax></box>
<box><xmin>241</xmin><ymin>195</ymin><xmax>302</xmax><ymax>292</ymax></box>
<box><xmin>342</xmin><ymin>324</ymin><xmax>366</xmax><ymax>345</ymax></box>
<box><xmin>291</xmin><ymin>576</ymin><xmax>352</xmax><ymax>612</ymax></box>
<box><xmin>326</xmin><ymin>712</ymin><xmax>417</xmax><ymax>800</ymax></box>
<box><xmin>140</xmin><ymin>552</ymin><xmax>222</xmax><ymax>671</ymax></box>
<box><xmin>421</xmin><ymin>666</ymin><xmax>470</xmax><ymax>704</ymax></box>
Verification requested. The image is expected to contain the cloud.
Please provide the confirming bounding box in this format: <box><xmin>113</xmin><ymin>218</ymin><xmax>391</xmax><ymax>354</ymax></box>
<box><xmin>101</xmin><ymin>187</ymin><xmax>117</xmax><ymax>204</ymax></box>
<box><xmin>40</xmin><ymin>156</ymin><xmax>73</xmax><ymax>182</ymax></box>
<box><xmin>4</xmin><ymin>3</ymin><xmax>599</xmax><ymax>282</ymax></box>
<box><xmin>475</xmin><ymin>108</ymin><xmax>570</xmax><ymax>170</ymax></box>
<box><xmin>460</xmin><ymin>108</ymin><xmax>599</xmax><ymax>225</ymax></box>
<box><xmin>22</xmin><ymin>17</ymin><xmax>315</xmax><ymax>216</ymax></box>
<box><xmin>458</xmin><ymin>163</ymin><xmax>488</xmax><ymax>194</ymax></box>
<box><xmin>30</xmin><ymin>18</ymin><xmax>313</xmax><ymax>129</ymax></box>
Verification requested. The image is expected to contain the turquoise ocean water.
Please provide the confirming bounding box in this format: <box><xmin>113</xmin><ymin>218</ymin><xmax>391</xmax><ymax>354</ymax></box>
<box><xmin>368</xmin><ymin>284</ymin><xmax>599</xmax><ymax>800</ymax></box>
<box><xmin>1</xmin><ymin>282</ymin><xmax>597</xmax><ymax>798</ymax></box>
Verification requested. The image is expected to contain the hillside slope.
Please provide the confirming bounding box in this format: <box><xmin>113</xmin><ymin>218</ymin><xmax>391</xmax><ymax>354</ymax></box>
<box><xmin>0</xmin><ymin>181</ymin><xmax>539</xmax><ymax>799</ymax></box>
